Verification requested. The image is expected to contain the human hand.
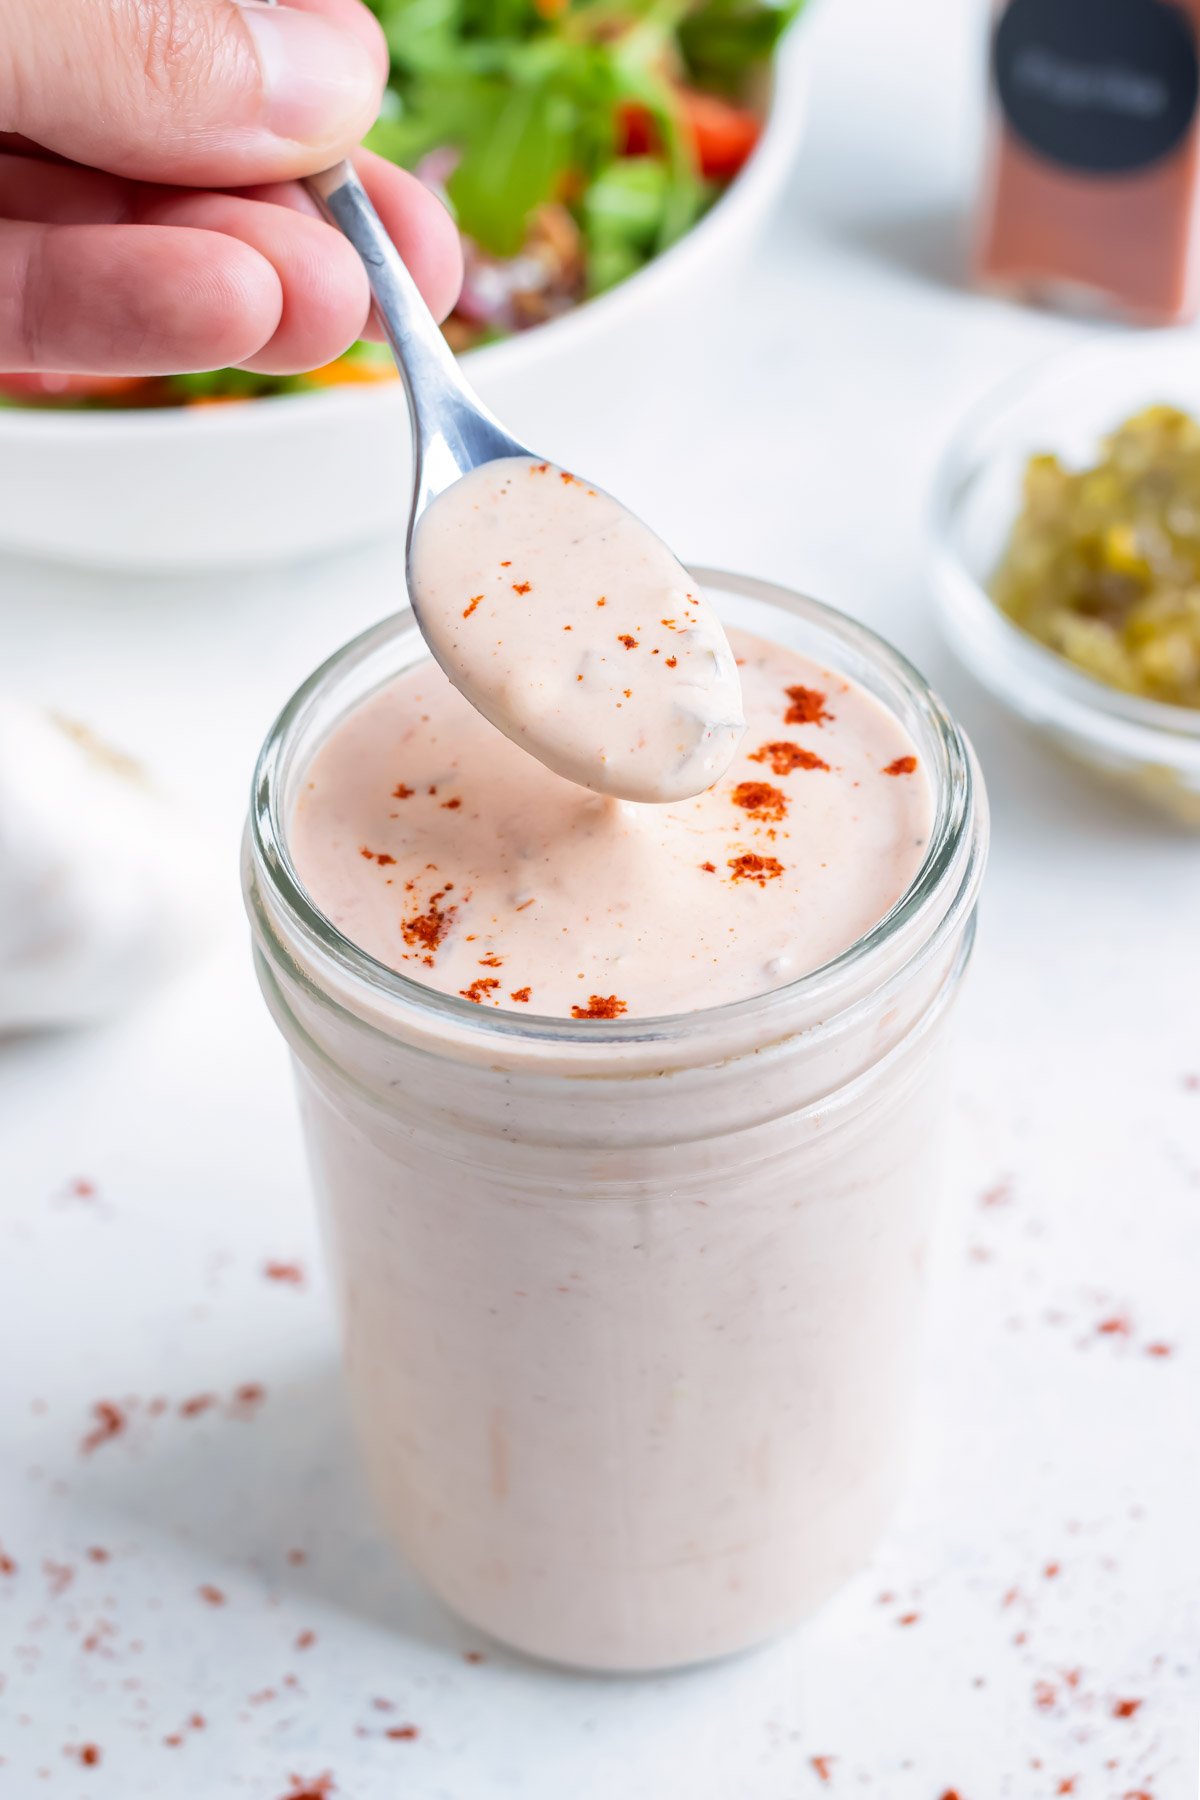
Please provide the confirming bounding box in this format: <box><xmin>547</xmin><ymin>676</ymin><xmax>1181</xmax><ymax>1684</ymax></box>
<box><xmin>0</xmin><ymin>0</ymin><xmax>462</xmax><ymax>386</ymax></box>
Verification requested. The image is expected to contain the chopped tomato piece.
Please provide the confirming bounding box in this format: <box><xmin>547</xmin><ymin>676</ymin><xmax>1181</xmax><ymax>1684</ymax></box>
<box><xmin>679</xmin><ymin>89</ymin><xmax>761</xmax><ymax>180</ymax></box>
<box><xmin>617</xmin><ymin>101</ymin><xmax>658</xmax><ymax>158</ymax></box>
<box><xmin>617</xmin><ymin>90</ymin><xmax>761</xmax><ymax>180</ymax></box>
<box><xmin>0</xmin><ymin>372</ymin><xmax>151</xmax><ymax>400</ymax></box>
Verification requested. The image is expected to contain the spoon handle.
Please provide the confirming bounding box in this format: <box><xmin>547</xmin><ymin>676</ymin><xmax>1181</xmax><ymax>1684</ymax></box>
<box><xmin>306</xmin><ymin>161</ymin><xmax>519</xmax><ymax>503</ymax></box>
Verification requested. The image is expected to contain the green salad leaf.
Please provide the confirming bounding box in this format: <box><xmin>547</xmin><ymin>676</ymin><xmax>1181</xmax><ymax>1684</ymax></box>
<box><xmin>678</xmin><ymin>0</ymin><xmax>801</xmax><ymax>92</ymax></box>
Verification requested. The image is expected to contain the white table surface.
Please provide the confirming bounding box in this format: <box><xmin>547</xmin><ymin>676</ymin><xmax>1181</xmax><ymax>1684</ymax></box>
<box><xmin>3</xmin><ymin>1</ymin><xmax>1199</xmax><ymax>1795</ymax></box>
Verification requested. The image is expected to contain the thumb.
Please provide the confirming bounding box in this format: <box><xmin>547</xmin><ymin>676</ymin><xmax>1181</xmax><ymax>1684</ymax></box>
<box><xmin>1</xmin><ymin>0</ymin><xmax>388</xmax><ymax>186</ymax></box>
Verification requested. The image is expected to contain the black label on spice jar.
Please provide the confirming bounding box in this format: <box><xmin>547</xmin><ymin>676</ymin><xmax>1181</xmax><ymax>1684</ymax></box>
<box><xmin>994</xmin><ymin>0</ymin><xmax>1200</xmax><ymax>175</ymax></box>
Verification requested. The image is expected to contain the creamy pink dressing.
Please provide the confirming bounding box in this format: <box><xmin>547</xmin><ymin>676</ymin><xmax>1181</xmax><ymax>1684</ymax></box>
<box><xmin>290</xmin><ymin>627</ymin><xmax>932</xmax><ymax>1018</ymax></box>
<box><xmin>408</xmin><ymin>457</ymin><xmax>745</xmax><ymax>803</ymax></box>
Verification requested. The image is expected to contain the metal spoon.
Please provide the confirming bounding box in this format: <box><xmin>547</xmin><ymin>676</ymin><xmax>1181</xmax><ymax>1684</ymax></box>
<box><xmin>308</xmin><ymin>161</ymin><xmax>526</xmax><ymax>522</ymax></box>
<box><xmin>307</xmin><ymin>160</ymin><xmax>744</xmax><ymax>802</ymax></box>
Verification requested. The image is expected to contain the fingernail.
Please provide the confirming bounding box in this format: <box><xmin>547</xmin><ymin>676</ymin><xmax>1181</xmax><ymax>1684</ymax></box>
<box><xmin>239</xmin><ymin>3</ymin><xmax>381</xmax><ymax>146</ymax></box>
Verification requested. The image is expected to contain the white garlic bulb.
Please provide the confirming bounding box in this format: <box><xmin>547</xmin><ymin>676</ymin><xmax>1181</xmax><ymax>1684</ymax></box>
<box><xmin>0</xmin><ymin>702</ymin><xmax>216</xmax><ymax>1032</ymax></box>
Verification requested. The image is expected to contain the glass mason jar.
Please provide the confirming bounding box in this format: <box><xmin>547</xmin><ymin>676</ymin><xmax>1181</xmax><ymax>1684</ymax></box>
<box><xmin>243</xmin><ymin>571</ymin><xmax>988</xmax><ymax>1673</ymax></box>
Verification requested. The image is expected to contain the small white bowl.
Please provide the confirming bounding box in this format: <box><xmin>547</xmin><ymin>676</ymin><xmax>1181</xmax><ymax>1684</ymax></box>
<box><xmin>931</xmin><ymin>333</ymin><xmax>1200</xmax><ymax>828</ymax></box>
<box><xmin>0</xmin><ymin>33</ymin><xmax>807</xmax><ymax>573</ymax></box>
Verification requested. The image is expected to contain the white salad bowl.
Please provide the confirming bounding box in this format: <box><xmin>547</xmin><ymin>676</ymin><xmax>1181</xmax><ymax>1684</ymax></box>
<box><xmin>0</xmin><ymin>31</ymin><xmax>807</xmax><ymax>572</ymax></box>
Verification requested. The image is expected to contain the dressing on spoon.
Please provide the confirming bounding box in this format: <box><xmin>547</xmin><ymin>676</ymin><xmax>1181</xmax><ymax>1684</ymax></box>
<box><xmin>409</xmin><ymin>458</ymin><xmax>744</xmax><ymax>803</ymax></box>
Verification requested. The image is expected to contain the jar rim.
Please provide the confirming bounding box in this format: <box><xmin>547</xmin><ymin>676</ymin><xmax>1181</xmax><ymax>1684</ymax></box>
<box><xmin>246</xmin><ymin>569</ymin><xmax>986</xmax><ymax>1053</ymax></box>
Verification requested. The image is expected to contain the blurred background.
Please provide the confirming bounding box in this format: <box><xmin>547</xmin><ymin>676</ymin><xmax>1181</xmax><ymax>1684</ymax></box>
<box><xmin>2</xmin><ymin>1</ymin><xmax>1199</xmax><ymax>1795</ymax></box>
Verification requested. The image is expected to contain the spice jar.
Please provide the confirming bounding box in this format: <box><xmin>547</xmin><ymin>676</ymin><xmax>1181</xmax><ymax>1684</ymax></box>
<box><xmin>243</xmin><ymin>571</ymin><xmax>988</xmax><ymax>1672</ymax></box>
<box><xmin>978</xmin><ymin>0</ymin><xmax>1200</xmax><ymax>322</ymax></box>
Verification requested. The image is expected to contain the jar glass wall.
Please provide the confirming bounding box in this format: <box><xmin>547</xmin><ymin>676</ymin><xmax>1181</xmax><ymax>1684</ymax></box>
<box><xmin>243</xmin><ymin>571</ymin><xmax>988</xmax><ymax>1672</ymax></box>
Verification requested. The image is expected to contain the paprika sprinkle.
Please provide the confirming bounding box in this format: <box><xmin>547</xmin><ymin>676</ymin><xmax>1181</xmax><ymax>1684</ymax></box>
<box><xmin>571</xmin><ymin>995</ymin><xmax>628</xmax><ymax>1019</ymax></box>
<box><xmin>783</xmin><ymin>685</ymin><xmax>832</xmax><ymax>725</ymax></box>
<box><xmin>731</xmin><ymin>780</ymin><xmax>787</xmax><ymax>822</ymax></box>
<box><xmin>728</xmin><ymin>853</ymin><xmax>784</xmax><ymax>885</ymax></box>
<box><xmin>749</xmin><ymin>741</ymin><xmax>829</xmax><ymax>775</ymax></box>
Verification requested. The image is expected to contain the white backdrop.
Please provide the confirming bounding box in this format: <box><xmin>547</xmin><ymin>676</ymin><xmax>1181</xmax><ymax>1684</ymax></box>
<box><xmin>2</xmin><ymin>0</ymin><xmax>1198</xmax><ymax>1794</ymax></box>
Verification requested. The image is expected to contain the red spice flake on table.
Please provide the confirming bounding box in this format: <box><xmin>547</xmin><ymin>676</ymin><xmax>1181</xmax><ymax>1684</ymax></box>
<box><xmin>179</xmin><ymin>1393</ymin><xmax>217</xmax><ymax>1418</ymax></box>
<box><xmin>1056</xmin><ymin>1782</ymin><xmax>1076</xmax><ymax>1795</ymax></box>
<box><xmin>462</xmin><ymin>595</ymin><xmax>483</xmax><ymax>619</ymax></box>
<box><xmin>783</xmin><ymin>684</ymin><xmax>832</xmax><ymax>725</ymax></box>
<box><xmin>359</xmin><ymin>847</ymin><xmax>396</xmax><ymax>866</ymax></box>
<box><xmin>441</xmin><ymin>797</ymin><xmax>462</xmax><ymax>810</ymax></box>
<box><xmin>665</xmin><ymin>655</ymin><xmax>678</xmax><ymax>668</ymax></box>
<box><xmin>286</xmin><ymin>1548</ymin><xmax>307</xmax><ymax>1566</ymax></box>
<box><xmin>897</xmin><ymin>1610</ymin><xmax>920</xmax><ymax>1626</ymax></box>
<box><xmin>1112</xmin><ymin>1697</ymin><xmax>1143</xmax><ymax>1718</ymax></box>
<box><xmin>68</xmin><ymin>1177</ymin><xmax>96</xmax><ymax>1199</ymax></box>
<box><xmin>731</xmin><ymin>780</ymin><xmax>787</xmax><ymax>822</ymax></box>
<box><xmin>264</xmin><ymin>1261</ymin><xmax>305</xmax><ymax>1286</ymax></box>
<box><xmin>1098</xmin><ymin>1314</ymin><xmax>1133</xmax><ymax>1338</ymax></box>
<box><xmin>509</xmin><ymin>986</ymin><xmax>532</xmax><ymax>1003</ymax></box>
<box><xmin>596</xmin><ymin>595</ymin><xmax>606</xmax><ymax>606</ymax></box>
<box><xmin>729</xmin><ymin>853</ymin><xmax>784</xmax><ymax>885</ymax></box>
<box><xmin>163</xmin><ymin>1714</ymin><xmax>205</xmax><ymax>1749</ymax></box>
<box><xmin>1033</xmin><ymin>1679</ymin><xmax>1058</xmax><ymax>1711</ymax></box>
<box><xmin>401</xmin><ymin>893</ymin><xmax>455</xmax><ymax>960</ymax></box>
<box><xmin>618</xmin><ymin>634</ymin><xmax>638</xmax><ymax>649</ymax></box>
<box><xmin>571</xmin><ymin>994</ymin><xmax>628</xmax><ymax>1019</ymax></box>
<box><xmin>1146</xmin><ymin>1341</ymin><xmax>1173</xmax><ymax>1357</ymax></box>
<box><xmin>85</xmin><ymin>1547</ymin><xmax>109</xmax><ymax>1564</ymax></box>
<box><xmin>392</xmin><ymin>783</ymin><xmax>413</xmax><ymax>799</ymax></box>
<box><xmin>80</xmin><ymin>1400</ymin><xmax>126</xmax><ymax>1455</ymax></box>
<box><xmin>980</xmin><ymin>1178</ymin><xmax>1013</xmax><ymax>1207</ymax></box>
<box><xmin>0</xmin><ymin>1547</ymin><xmax>17</xmax><ymax>1575</ymax></box>
<box><xmin>43</xmin><ymin>1559</ymin><xmax>73</xmax><ymax>1597</ymax></box>
<box><xmin>280</xmin><ymin>1775</ymin><xmax>336</xmax><ymax>1800</ymax></box>
<box><xmin>295</xmin><ymin>1629</ymin><xmax>317</xmax><ymax>1651</ymax></box>
<box><xmin>463</xmin><ymin>1650</ymin><xmax>486</xmax><ymax>1664</ymax></box>
<box><xmin>750</xmin><ymin>740</ymin><xmax>829</xmax><ymax>775</ymax></box>
<box><xmin>69</xmin><ymin>1745</ymin><xmax>102</xmax><ymax>1767</ymax></box>
<box><xmin>883</xmin><ymin>755</ymin><xmax>918</xmax><ymax>776</ymax></box>
<box><xmin>198</xmin><ymin>1584</ymin><xmax>226</xmax><ymax>1606</ymax></box>
<box><xmin>231</xmin><ymin>1382</ymin><xmax>266</xmax><ymax>1418</ymax></box>
<box><xmin>512</xmin><ymin>580</ymin><xmax>532</xmax><ymax>595</ymax></box>
<box><xmin>460</xmin><ymin>977</ymin><xmax>501</xmax><ymax>1005</ymax></box>
<box><xmin>386</xmin><ymin>1725</ymin><xmax>420</xmax><ymax>1742</ymax></box>
<box><xmin>478</xmin><ymin>953</ymin><xmax>503</xmax><ymax>968</ymax></box>
<box><xmin>699</xmin><ymin>861</ymin><xmax>716</xmax><ymax>873</ymax></box>
<box><xmin>811</xmin><ymin>1754</ymin><xmax>835</xmax><ymax>1783</ymax></box>
<box><xmin>1043</xmin><ymin>1561</ymin><xmax>1060</xmax><ymax>1579</ymax></box>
